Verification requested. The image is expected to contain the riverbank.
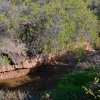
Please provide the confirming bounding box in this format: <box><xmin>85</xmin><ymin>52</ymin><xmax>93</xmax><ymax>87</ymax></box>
<box><xmin>0</xmin><ymin>50</ymin><xmax>100</xmax><ymax>99</ymax></box>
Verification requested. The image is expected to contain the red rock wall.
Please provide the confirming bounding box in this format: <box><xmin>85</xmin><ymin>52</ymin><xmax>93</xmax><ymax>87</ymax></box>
<box><xmin>0</xmin><ymin>52</ymin><xmax>62</xmax><ymax>80</ymax></box>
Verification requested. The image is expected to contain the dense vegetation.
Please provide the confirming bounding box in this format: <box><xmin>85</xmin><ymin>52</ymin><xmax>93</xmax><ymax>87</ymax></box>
<box><xmin>84</xmin><ymin>0</ymin><xmax>100</xmax><ymax>19</ymax></box>
<box><xmin>0</xmin><ymin>0</ymin><xmax>100</xmax><ymax>100</ymax></box>
<box><xmin>0</xmin><ymin>0</ymin><xmax>99</xmax><ymax>56</ymax></box>
<box><xmin>49</xmin><ymin>67</ymin><xmax>100</xmax><ymax>100</ymax></box>
<box><xmin>0</xmin><ymin>0</ymin><xmax>99</xmax><ymax>66</ymax></box>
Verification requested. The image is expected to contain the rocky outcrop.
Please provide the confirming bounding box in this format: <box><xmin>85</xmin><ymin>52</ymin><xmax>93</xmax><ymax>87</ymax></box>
<box><xmin>0</xmin><ymin>39</ymin><xmax>94</xmax><ymax>69</ymax></box>
<box><xmin>0</xmin><ymin>50</ymin><xmax>62</xmax><ymax>80</ymax></box>
<box><xmin>0</xmin><ymin>41</ymin><xmax>95</xmax><ymax>80</ymax></box>
<box><xmin>0</xmin><ymin>53</ymin><xmax>59</xmax><ymax>72</ymax></box>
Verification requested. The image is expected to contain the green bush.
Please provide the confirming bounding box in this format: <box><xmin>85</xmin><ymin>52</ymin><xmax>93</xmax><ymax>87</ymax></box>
<box><xmin>0</xmin><ymin>0</ymin><xmax>99</xmax><ymax>56</ymax></box>
<box><xmin>0</xmin><ymin>0</ymin><xmax>27</xmax><ymax>56</ymax></box>
<box><xmin>67</xmin><ymin>43</ymin><xmax>86</xmax><ymax>61</ymax></box>
<box><xmin>53</xmin><ymin>68</ymin><xmax>100</xmax><ymax>100</ymax></box>
<box><xmin>0</xmin><ymin>55</ymin><xmax>10</xmax><ymax>67</ymax></box>
<box><xmin>83</xmin><ymin>77</ymin><xmax>100</xmax><ymax>100</ymax></box>
<box><xmin>0</xmin><ymin>1</ymin><xmax>20</xmax><ymax>43</ymax></box>
<box><xmin>18</xmin><ymin>0</ymin><xmax>99</xmax><ymax>55</ymax></box>
<box><xmin>83</xmin><ymin>0</ymin><xmax>100</xmax><ymax>20</ymax></box>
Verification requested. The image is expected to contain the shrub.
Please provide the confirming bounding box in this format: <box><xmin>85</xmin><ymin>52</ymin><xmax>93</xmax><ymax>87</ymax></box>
<box><xmin>0</xmin><ymin>90</ymin><xmax>32</xmax><ymax>100</ymax></box>
<box><xmin>53</xmin><ymin>68</ymin><xmax>100</xmax><ymax>100</ymax></box>
<box><xmin>10</xmin><ymin>0</ymin><xmax>24</xmax><ymax>5</ymax></box>
<box><xmin>84</xmin><ymin>0</ymin><xmax>100</xmax><ymax>20</ymax></box>
<box><xmin>0</xmin><ymin>55</ymin><xmax>10</xmax><ymax>67</ymax></box>
<box><xmin>67</xmin><ymin>43</ymin><xmax>86</xmax><ymax>61</ymax></box>
<box><xmin>0</xmin><ymin>0</ymin><xmax>27</xmax><ymax>55</ymax></box>
<box><xmin>18</xmin><ymin>0</ymin><xmax>99</xmax><ymax>55</ymax></box>
<box><xmin>0</xmin><ymin>0</ymin><xmax>99</xmax><ymax>56</ymax></box>
<box><xmin>83</xmin><ymin>77</ymin><xmax>100</xmax><ymax>100</ymax></box>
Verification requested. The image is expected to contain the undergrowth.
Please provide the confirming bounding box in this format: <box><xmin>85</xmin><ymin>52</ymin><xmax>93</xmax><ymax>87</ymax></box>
<box><xmin>52</xmin><ymin>67</ymin><xmax>100</xmax><ymax>100</ymax></box>
<box><xmin>0</xmin><ymin>55</ymin><xmax>10</xmax><ymax>67</ymax></box>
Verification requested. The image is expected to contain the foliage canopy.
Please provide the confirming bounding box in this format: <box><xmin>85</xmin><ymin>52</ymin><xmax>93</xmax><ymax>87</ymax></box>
<box><xmin>0</xmin><ymin>0</ymin><xmax>99</xmax><ymax>56</ymax></box>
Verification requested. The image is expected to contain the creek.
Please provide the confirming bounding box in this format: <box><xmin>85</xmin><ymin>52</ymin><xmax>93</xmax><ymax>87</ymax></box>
<box><xmin>0</xmin><ymin>62</ymin><xmax>75</xmax><ymax>92</ymax></box>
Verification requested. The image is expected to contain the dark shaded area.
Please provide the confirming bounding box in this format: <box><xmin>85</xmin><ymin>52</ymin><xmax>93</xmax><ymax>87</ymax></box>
<box><xmin>0</xmin><ymin>83</ymin><xmax>10</xmax><ymax>90</ymax></box>
<box><xmin>0</xmin><ymin>63</ymin><xmax>75</xmax><ymax>91</ymax></box>
<box><xmin>54</xmin><ymin>67</ymin><xmax>100</xmax><ymax>100</ymax></box>
<box><xmin>0</xmin><ymin>50</ymin><xmax>97</xmax><ymax>91</ymax></box>
<box><xmin>0</xmin><ymin>50</ymin><xmax>99</xmax><ymax>100</ymax></box>
<box><xmin>85</xmin><ymin>0</ymin><xmax>100</xmax><ymax>19</ymax></box>
<box><xmin>19</xmin><ymin>21</ymin><xmax>44</xmax><ymax>56</ymax></box>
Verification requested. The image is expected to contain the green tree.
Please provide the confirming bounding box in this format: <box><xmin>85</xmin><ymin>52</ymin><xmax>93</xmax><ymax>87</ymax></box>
<box><xmin>19</xmin><ymin>0</ymin><xmax>98</xmax><ymax>55</ymax></box>
<box><xmin>0</xmin><ymin>0</ymin><xmax>99</xmax><ymax>56</ymax></box>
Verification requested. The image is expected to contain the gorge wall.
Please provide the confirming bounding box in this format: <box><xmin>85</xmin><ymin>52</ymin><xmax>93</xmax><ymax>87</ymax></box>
<box><xmin>0</xmin><ymin>51</ymin><xmax>61</xmax><ymax>80</ymax></box>
<box><xmin>0</xmin><ymin>41</ymin><xmax>95</xmax><ymax>80</ymax></box>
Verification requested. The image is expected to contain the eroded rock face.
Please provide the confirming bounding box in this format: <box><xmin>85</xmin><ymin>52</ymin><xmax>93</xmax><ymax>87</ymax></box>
<box><xmin>0</xmin><ymin>41</ymin><xmax>94</xmax><ymax>73</ymax></box>
<box><xmin>4</xmin><ymin>51</ymin><xmax>61</xmax><ymax>71</ymax></box>
<box><xmin>9</xmin><ymin>52</ymin><xmax>27</xmax><ymax>65</ymax></box>
<box><xmin>0</xmin><ymin>41</ymin><xmax>95</xmax><ymax>80</ymax></box>
<box><xmin>0</xmin><ymin>51</ymin><xmax>61</xmax><ymax>80</ymax></box>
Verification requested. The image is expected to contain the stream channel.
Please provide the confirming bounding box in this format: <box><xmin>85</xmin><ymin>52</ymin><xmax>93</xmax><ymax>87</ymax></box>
<box><xmin>0</xmin><ymin>62</ymin><xmax>75</xmax><ymax>93</ymax></box>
